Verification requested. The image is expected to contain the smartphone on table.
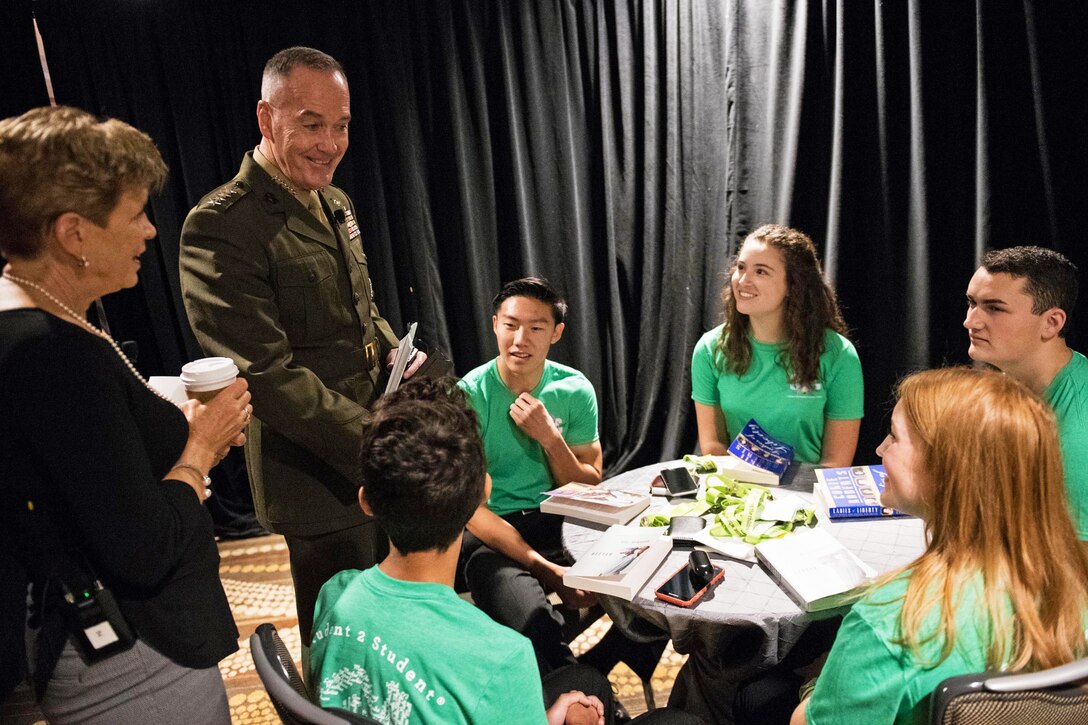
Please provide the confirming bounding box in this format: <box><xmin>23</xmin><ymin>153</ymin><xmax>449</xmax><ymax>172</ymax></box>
<box><xmin>659</xmin><ymin>467</ymin><xmax>698</xmax><ymax>497</ymax></box>
<box><xmin>654</xmin><ymin>551</ymin><xmax>725</xmax><ymax>607</ymax></box>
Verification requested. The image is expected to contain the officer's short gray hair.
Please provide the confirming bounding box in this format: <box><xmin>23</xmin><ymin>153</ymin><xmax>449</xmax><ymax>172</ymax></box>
<box><xmin>261</xmin><ymin>47</ymin><xmax>344</xmax><ymax>98</ymax></box>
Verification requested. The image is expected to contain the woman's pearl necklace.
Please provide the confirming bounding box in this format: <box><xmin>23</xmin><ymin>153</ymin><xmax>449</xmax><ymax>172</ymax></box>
<box><xmin>2</xmin><ymin>270</ymin><xmax>171</xmax><ymax>403</ymax></box>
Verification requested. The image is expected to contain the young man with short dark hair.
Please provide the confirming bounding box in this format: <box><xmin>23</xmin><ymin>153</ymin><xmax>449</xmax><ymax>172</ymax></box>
<box><xmin>964</xmin><ymin>245</ymin><xmax>1087</xmax><ymax>537</ymax></box>
<box><xmin>307</xmin><ymin>378</ymin><xmax>607</xmax><ymax>724</ymax></box>
<box><xmin>457</xmin><ymin>277</ymin><xmax>603</xmax><ymax>672</ymax></box>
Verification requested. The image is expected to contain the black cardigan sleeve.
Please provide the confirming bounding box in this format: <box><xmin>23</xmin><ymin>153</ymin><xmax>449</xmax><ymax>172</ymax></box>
<box><xmin>2</xmin><ymin>312</ymin><xmax>238</xmax><ymax>674</ymax></box>
<box><xmin>12</xmin><ymin>327</ymin><xmax>207</xmax><ymax>591</ymax></box>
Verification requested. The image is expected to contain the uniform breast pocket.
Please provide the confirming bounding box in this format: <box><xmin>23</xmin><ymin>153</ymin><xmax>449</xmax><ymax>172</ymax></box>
<box><xmin>274</xmin><ymin>252</ymin><xmax>342</xmax><ymax>341</ymax></box>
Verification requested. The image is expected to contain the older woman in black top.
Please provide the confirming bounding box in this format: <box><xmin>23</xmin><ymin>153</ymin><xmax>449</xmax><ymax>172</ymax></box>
<box><xmin>0</xmin><ymin>106</ymin><xmax>250</xmax><ymax>723</ymax></box>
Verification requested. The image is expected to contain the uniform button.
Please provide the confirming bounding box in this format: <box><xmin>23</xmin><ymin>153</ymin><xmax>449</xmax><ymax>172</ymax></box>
<box><xmin>353</xmin><ymin>291</ymin><xmax>362</xmax><ymax>303</ymax></box>
<box><xmin>308</xmin><ymin>271</ymin><xmax>317</xmax><ymax>282</ymax></box>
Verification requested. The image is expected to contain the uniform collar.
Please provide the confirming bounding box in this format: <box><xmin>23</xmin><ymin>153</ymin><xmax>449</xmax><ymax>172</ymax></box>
<box><xmin>253</xmin><ymin>145</ymin><xmax>321</xmax><ymax>210</ymax></box>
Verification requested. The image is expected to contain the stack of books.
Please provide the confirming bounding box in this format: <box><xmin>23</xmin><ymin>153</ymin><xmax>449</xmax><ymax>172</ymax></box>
<box><xmin>564</xmin><ymin>525</ymin><xmax>671</xmax><ymax>600</ymax></box>
<box><xmin>813</xmin><ymin>465</ymin><xmax>909</xmax><ymax>520</ymax></box>
<box><xmin>540</xmin><ymin>483</ymin><xmax>651</xmax><ymax>526</ymax></box>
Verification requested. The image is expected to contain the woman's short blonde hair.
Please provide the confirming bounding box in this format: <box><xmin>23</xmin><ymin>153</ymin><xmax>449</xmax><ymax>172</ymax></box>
<box><xmin>0</xmin><ymin>105</ymin><xmax>167</xmax><ymax>259</ymax></box>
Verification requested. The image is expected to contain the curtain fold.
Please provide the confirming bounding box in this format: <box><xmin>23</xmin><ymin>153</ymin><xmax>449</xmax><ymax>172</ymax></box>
<box><xmin>0</xmin><ymin>0</ymin><xmax>49</xmax><ymax>120</ymax></box>
<box><xmin>5</xmin><ymin>0</ymin><xmax>1084</xmax><ymax>476</ymax></box>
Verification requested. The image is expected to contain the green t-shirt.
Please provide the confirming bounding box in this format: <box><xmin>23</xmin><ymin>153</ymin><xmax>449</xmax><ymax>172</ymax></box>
<box><xmin>807</xmin><ymin>574</ymin><xmax>995</xmax><ymax>725</ymax></box>
<box><xmin>309</xmin><ymin>567</ymin><xmax>548</xmax><ymax>725</ymax></box>
<box><xmin>1044</xmin><ymin>350</ymin><xmax>1088</xmax><ymax>539</ymax></box>
<box><xmin>690</xmin><ymin>326</ymin><xmax>864</xmax><ymax>463</ymax></box>
<box><xmin>459</xmin><ymin>359</ymin><xmax>599</xmax><ymax>516</ymax></box>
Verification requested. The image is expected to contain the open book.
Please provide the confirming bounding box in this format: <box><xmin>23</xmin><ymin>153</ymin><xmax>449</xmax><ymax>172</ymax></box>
<box><xmin>755</xmin><ymin>527</ymin><xmax>876</xmax><ymax>612</ymax></box>
<box><xmin>382</xmin><ymin>322</ymin><xmax>417</xmax><ymax>396</ymax></box>
<box><xmin>564</xmin><ymin>525</ymin><xmax>671</xmax><ymax>600</ymax></box>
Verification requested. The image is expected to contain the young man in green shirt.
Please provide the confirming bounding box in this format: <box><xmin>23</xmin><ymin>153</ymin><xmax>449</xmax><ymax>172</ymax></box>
<box><xmin>457</xmin><ymin>277</ymin><xmax>604</xmax><ymax>672</ymax></box>
<box><xmin>964</xmin><ymin>246</ymin><xmax>1088</xmax><ymax>537</ymax></box>
<box><xmin>308</xmin><ymin>378</ymin><xmax>608</xmax><ymax>724</ymax></box>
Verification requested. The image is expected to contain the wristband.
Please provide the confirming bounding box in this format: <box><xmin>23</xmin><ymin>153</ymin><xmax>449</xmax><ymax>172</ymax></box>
<box><xmin>170</xmin><ymin>463</ymin><xmax>212</xmax><ymax>495</ymax></box>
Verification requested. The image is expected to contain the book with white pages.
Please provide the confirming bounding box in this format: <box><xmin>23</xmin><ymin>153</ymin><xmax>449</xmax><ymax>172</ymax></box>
<box><xmin>564</xmin><ymin>525</ymin><xmax>671</xmax><ymax>600</ymax></box>
<box><xmin>713</xmin><ymin>455</ymin><xmax>783</xmax><ymax>486</ymax></box>
<box><xmin>755</xmin><ymin>526</ymin><xmax>877</xmax><ymax>612</ymax></box>
<box><xmin>383</xmin><ymin>322</ymin><xmax>417</xmax><ymax>396</ymax></box>
<box><xmin>814</xmin><ymin>464</ymin><xmax>909</xmax><ymax>520</ymax></box>
<box><xmin>540</xmin><ymin>483</ymin><xmax>651</xmax><ymax>526</ymax></box>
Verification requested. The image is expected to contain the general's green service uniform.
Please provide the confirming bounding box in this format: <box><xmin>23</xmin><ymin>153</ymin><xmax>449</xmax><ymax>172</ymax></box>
<box><xmin>179</xmin><ymin>151</ymin><xmax>398</xmax><ymax>642</ymax></box>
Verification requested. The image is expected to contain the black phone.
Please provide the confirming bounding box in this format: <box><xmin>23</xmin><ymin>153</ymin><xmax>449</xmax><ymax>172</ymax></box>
<box><xmin>412</xmin><ymin>344</ymin><xmax>453</xmax><ymax>378</ymax></box>
<box><xmin>654</xmin><ymin>552</ymin><xmax>725</xmax><ymax>607</ymax></box>
<box><xmin>661</xmin><ymin>467</ymin><xmax>698</xmax><ymax>497</ymax></box>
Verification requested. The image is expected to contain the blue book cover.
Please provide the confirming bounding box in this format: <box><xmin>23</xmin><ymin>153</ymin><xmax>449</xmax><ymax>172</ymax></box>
<box><xmin>814</xmin><ymin>464</ymin><xmax>909</xmax><ymax>519</ymax></box>
<box><xmin>727</xmin><ymin>419</ymin><xmax>794</xmax><ymax>479</ymax></box>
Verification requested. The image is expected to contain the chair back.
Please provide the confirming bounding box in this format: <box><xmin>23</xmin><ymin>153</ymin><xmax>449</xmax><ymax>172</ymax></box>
<box><xmin>250</xmin><ymin>623</ymin><xmax>381</xmax><ymax>725</ymax></box>
<box><xmin>931</xmin><ymin>658</ymin><xmax>1088</xmax><ymax>724</ymax></box>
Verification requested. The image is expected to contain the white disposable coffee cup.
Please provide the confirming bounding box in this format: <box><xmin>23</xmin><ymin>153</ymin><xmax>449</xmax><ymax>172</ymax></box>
<box><xmin>180</xmin><ymin>357</ymin><xmax>239</xmax><ymax>403</ymax></box>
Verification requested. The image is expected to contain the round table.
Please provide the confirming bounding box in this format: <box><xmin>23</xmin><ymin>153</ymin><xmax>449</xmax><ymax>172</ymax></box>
<box><xmin>562</xmin><ymin>461</ymin><xmax>926</xmax><ymax>722</ymax></box>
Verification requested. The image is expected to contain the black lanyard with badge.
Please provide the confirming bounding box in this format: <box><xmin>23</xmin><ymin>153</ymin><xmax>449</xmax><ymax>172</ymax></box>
<box><xmin>24</xmin><ymin>494</ymin><xmax>136</xmax><ymax>667</ymax></box>
<box><xmin>54</xmin><ymin>561</ymin><xmax>136</xmax><ymax>664</ymax></box>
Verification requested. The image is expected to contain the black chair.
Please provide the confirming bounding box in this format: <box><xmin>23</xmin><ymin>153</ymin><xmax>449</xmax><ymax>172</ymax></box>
<box><xmin>250</xmin><ymin>623</ymin><xmax>381</xmax><ymax>725</ymax></box>
<box><xmin>930</xmin><ymin>657</ymin><xmax>1088</xmax><ymax>724</ymax></box>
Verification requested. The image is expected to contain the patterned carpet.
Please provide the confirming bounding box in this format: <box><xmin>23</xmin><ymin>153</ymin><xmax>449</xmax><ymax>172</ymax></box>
<box><xmin>2</xmin><ymin>535</ymin><xmax>684</xmax><ymax>723</ymax></box>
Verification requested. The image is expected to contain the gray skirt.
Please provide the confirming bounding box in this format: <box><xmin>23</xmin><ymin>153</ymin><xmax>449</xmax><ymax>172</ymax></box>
<box><xmin>37</xmin><ymin>638</ymin><xmax>231</xmax><ymax>725</ymax></box>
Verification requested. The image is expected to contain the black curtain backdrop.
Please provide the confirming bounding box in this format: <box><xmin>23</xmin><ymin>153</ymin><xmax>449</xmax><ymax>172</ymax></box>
<box><xmin>15</xmin><ymin>0</ymin><xmax>1088</xmax><ymax>475</ymax></box>
<box><xmin>0</xmin><ymin>0</ymin><xmax>49</xmax><ymax>120</ymax></box>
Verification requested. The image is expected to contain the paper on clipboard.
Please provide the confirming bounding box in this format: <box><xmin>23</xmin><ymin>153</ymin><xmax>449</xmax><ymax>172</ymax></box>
<box><xmin>383</xmin><ymin>322</ymin><xmax>417</xmax><ymax>395</ymax></box>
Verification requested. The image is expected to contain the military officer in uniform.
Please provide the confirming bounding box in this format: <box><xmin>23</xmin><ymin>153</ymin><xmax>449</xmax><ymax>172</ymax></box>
<box><xmin>179</xmin><ymin>46</ymin><xmax>424</xmax><ymax>653</ymax></box>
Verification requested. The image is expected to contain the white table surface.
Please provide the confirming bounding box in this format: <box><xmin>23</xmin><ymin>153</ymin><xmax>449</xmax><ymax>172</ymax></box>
<box><xmin>562</xmin><ymin>459</ymin><xmax>926</xmax><ymax>719</ymax></box>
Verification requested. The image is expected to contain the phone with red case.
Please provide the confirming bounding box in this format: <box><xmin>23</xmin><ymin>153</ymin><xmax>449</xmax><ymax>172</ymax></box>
<box><xmin>654</xmin><ymin>561</ymin><xmax>725</xmax><ymax>607</ymax></box>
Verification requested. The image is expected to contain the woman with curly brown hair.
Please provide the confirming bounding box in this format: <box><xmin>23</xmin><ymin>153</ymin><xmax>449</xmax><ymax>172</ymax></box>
<box><xmin>690</xmin><ymin>224</ymin><xmax>862</xmax><ymax>465</ymax></box>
